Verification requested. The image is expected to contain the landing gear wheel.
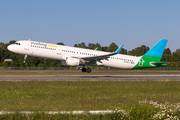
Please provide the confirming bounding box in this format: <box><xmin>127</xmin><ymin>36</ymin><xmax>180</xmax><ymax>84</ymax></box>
<box><xmin>86</xmin><ymin>68</ymin><xmax>91</xmax><ymax>73</ymax></box>
<box><xmin>82</xmin><ymin>67</ymin><xmax>86</xmax><ymax>72</ymax></box>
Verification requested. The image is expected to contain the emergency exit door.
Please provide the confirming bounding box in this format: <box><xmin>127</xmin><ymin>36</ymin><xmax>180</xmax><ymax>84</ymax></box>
<box><xmin>57</xmin><ymin>46</ymin><xmax>62</xmax><ymax>55</ymax></box>
<box><xmin>24</xmin><ymin>41</ymin><xmax>30</xmax><ymax>50</ymax></box>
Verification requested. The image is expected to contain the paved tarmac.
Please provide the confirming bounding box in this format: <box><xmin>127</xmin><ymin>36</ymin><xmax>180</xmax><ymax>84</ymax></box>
<box><xmin>0</xmin><ymin>75</ymin><xmax>180</xmax><ymax>80</ymax></box>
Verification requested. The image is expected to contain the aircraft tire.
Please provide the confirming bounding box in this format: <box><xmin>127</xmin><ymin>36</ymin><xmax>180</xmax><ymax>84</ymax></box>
<box><xmin>86</xmin><ymin>68</ymin><xmax>91</xmax><ymax>73</ymax></box>
<box><xmin>82</xmin><ymin>67</ymin><xmax>86</xmax><ymax>72</ymax></box>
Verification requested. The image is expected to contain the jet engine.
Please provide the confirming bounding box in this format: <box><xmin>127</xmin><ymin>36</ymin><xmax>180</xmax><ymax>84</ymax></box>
<box><xmin>60</xmin><ymin>57</ymin><xmax>80</xmax><ymax>66</ymax></box>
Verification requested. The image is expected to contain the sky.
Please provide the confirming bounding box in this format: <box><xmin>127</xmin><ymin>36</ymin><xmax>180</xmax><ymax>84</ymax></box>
<box><xmin>0</xmin><ymin>0</ymin><xmax>180</xmax><ymax>52</ymax></box>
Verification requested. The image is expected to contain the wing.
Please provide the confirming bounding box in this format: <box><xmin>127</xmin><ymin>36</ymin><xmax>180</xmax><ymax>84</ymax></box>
<box><xmin>72</xmin><ymin>45</ymin><xmax>124</xmax><ymax>63</ymax></box>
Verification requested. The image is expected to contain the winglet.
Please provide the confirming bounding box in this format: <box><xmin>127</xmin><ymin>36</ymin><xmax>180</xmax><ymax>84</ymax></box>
<box><xmin>95</xmin><ymin>47</ymin><xmax>98</xmax><ymax>50</ymax></box>
<box><xmin>114</xmin><ymin>44</ymin><xmax>124</xmax><ymax>54</ymax></box>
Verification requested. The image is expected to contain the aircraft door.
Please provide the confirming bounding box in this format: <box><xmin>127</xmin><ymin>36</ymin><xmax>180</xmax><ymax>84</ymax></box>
<box><xmin>57</xmin><ymin>46</ymin><xmax>62</xmax><ymax>55</ymax></box>
<box><xmin>24</xmin><ymin>41</ymin><xmax>30</xmax><ymax>50</ymax></box>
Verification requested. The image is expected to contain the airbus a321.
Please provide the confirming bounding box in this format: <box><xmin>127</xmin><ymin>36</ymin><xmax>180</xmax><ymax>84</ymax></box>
<box><xmin>7</xmin><ymin>39</ymin><xmax>168</xmax><ymax>73</ymax></box>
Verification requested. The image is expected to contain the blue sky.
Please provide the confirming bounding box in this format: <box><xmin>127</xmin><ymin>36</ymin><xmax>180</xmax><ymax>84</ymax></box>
<box><xmin>0</xmin><ymin>0</ymin><xmax>180</xmax><ymax>52</ymax></box>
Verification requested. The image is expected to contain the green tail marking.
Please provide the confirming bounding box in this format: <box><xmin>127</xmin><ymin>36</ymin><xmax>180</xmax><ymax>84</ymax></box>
<box><xmin>133</xmin><ymin>55</ymin><xmax>167</xmax><ymax>69</ymax></box>
<box><xmin>133</xmin><ymin>39</ymin><xmax>168</xmax><ymax>69</ymax></box>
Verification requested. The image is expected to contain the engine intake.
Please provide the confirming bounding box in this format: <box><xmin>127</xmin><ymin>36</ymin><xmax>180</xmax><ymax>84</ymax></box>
<box><xmin>61</xmin><ymin>57</ymin><xmax>80</xmax><ymax>66</ymax></box>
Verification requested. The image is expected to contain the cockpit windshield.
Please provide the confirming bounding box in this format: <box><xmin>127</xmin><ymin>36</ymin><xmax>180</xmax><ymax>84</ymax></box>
<box><xmin>14</xmin><ymin>42</ymin><xmax>20</xmax><ymax>45</ymax></box>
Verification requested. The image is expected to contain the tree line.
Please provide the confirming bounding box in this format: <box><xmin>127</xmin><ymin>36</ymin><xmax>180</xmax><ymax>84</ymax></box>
<box><xmin>0</xmin><ymin>40</ymin><xmax>180</xmax><ymax>67</ymax></box>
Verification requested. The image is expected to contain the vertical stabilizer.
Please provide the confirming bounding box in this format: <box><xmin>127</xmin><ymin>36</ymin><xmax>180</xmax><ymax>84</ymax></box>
<box><xmin>133</xmin><ymin>39</ymin><xmax>168</xmax><ymax>69</ymax></box>
<box><xmin>145</xmin><ymin>39</ymin><xmax>168</xmax><ymax>58</ymax></box>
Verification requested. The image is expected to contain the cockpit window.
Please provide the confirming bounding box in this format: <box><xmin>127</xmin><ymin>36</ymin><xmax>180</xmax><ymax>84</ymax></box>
<box><xmin>14</xmin><ymin>43</ymin><xmax>20</xmax><ymax>45</ymax></box>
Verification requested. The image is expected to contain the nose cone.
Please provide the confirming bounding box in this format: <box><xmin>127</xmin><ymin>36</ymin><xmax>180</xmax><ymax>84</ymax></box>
<box><xmin>7</xmin><ymin>45</ymin><xmax>12</xmax><ymax>51</ymax></box>
<box><xmin>7</xmin><ymin>44</ymin><xmax>19</xmax><ymax>53</ymax></box>
<box><xmin>7</xmin><ymin>45</ymin><xmax>16</xmax><ymax>53</ymax></box>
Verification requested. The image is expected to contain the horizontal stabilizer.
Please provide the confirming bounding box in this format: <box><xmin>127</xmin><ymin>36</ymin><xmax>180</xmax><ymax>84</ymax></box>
<box><xmin>150</xmin><ymin>62</ymin><xmax>167</xmax><ymax>66</ymax></box>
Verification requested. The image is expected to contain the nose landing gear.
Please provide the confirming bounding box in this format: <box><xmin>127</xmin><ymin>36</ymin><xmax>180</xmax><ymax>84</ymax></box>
<box><xmin>23</xmin><ymin>55</ymin><xmax>27</xmax><ymax>63</ymax></box>
<box><xmin>81</xmin><ymin>66</ymin><xmax>91</xmax><ymax>73</ymax></box>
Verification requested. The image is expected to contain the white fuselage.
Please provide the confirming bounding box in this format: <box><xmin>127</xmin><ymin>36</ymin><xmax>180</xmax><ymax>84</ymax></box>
<box><xmin>8</xmin><ymin>40</ymin><xmax>141</xmax><ymax>69</ymax></box>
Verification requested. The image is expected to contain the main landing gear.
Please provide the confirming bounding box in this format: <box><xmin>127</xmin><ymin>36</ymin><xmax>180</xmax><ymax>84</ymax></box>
<box><xmin>81</xmin><ymin>66</ymin><xmax>91</xmax><ymax>73</ymax></box>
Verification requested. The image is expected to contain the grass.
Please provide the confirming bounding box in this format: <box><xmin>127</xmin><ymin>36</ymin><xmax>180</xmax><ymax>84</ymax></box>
<box><xmin>0</xmin><ymin>80</ymin><xmax>180</xmax><ymax>111</ymax></box>
<box><xmin>1</xmin><ymin>102</ymin><xmax>180</xmax><ymax>120</ymax></box>
<box><xmin>0</xmin><ymin>69</ymin><xmax>180</xmax><ymax>75</ymax></box>
<box><xmin>0</xmin><ymin>112</ymin><xmax>129</xmax><ymax>120</ymax></box>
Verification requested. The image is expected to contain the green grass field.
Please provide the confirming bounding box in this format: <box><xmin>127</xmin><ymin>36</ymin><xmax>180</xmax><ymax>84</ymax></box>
<box><xmin>0</xmin><ymin>69</ymin><xmax>180</xmax><ymax>75</ymax></box>
<box><xmin>0</xmin><ymin>80</ymin><xmax>180</xmax><ymax>111</ymax></box>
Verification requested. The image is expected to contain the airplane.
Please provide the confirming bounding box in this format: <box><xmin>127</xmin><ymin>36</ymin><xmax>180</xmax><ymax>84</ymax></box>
<box><xmin>7</xmin><ymin>39</ymin><xmax>168</xmax><ymax>73</ymax></box>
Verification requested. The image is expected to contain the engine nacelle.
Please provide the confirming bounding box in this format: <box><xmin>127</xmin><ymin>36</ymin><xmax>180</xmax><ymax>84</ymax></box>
<box><xmin>60</xmin><ymin>58</ymin><xmax>80</xmax><ymax>66</ymax></box>
<box><xmin>96</xmin><ymin>61</ymin><xmax>103</xmax><ymax>66</ymax></box>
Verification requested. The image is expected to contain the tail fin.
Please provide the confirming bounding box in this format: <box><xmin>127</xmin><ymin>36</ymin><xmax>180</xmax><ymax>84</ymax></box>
<box><xmin>145</xmin><ymin>39</ymin><xmax>168</xmax><ymax>60</ymax></box>
<box><xmin>133</xmin><ymin>39</ymin><xmax>168</xmax><ymax>69</ymax></box>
